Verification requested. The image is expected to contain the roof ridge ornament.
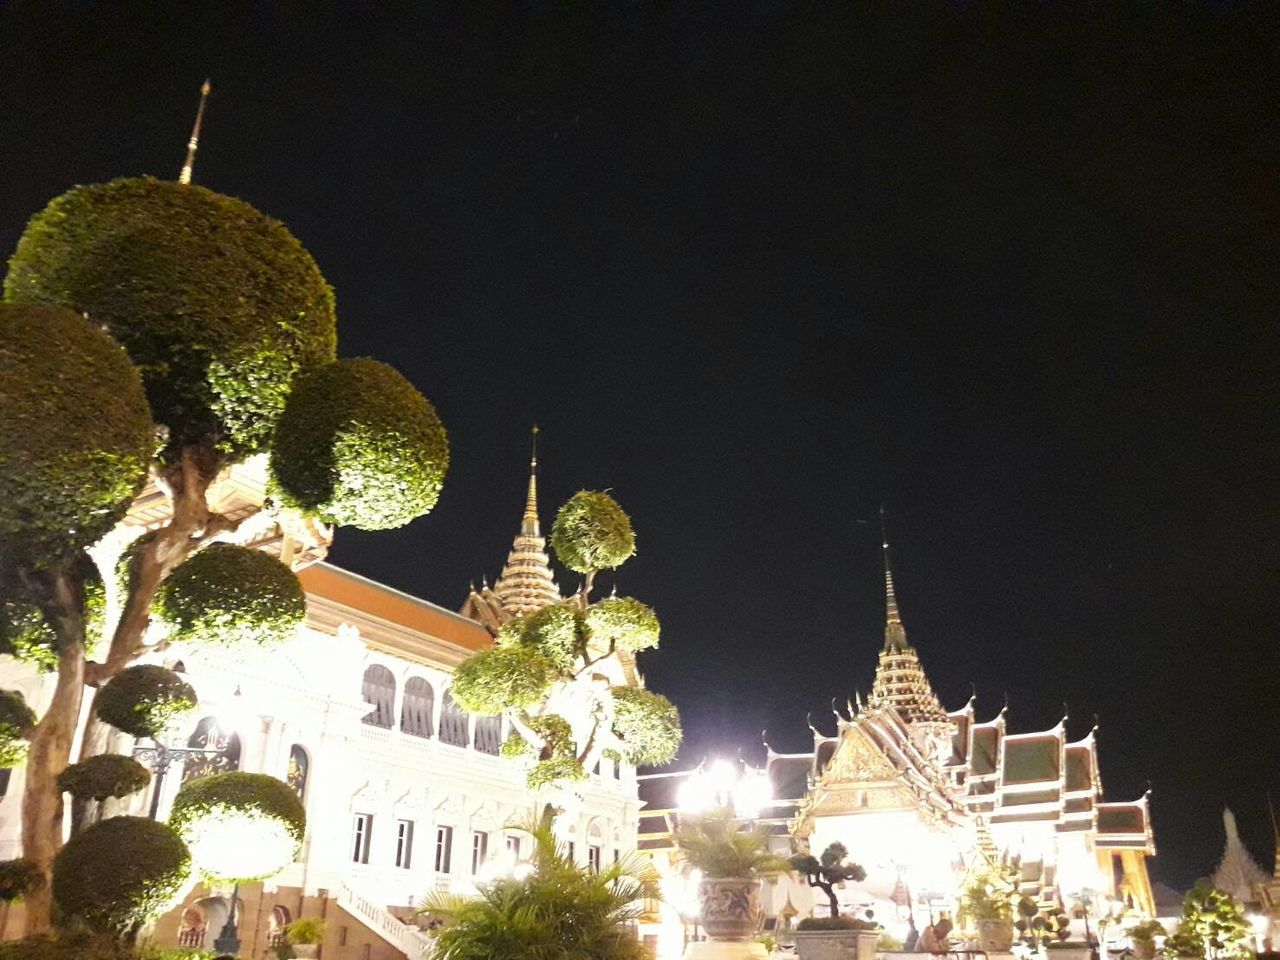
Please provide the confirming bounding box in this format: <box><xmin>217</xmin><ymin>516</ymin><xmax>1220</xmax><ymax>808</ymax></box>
<box><xmin>178</xmin><ymin>79</ymin><xmax>212</xmax><ymax>185</ymax></box>
<box><xmin>880</xmin><ymin>505</ymin><xmax>907</xmax><ymax>651</ymax></box>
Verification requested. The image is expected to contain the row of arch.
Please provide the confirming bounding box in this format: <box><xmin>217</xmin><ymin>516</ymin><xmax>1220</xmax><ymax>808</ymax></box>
<box><xmin>361</xmin><ymin>665</ymin><xmax>503</xmax><ymax>755</ymax></box>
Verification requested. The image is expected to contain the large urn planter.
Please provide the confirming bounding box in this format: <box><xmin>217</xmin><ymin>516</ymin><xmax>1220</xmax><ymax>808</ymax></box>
<box><xmin>976</xmin><ymin>918</ymin><xmax>1014</xmax><ymax>953</ymax></box>
<box><xmin>699</xmin><ymin>877</ymin><xmax>762</xmax><ymax>941</ymax></box>
<box><xmin>793</xmin><ymin>929</ymin><xmax>878</xmax><ymax>960</ymax></box>
<box><xmin>1046</xmin><ymin>944</ymin><xmax>1092</xmax><ymax>960</ymax></box>
<box><xmin>1132</xmin><ymin>942</ymin><xmax>1157</xmax><ymax>960</ymax></box>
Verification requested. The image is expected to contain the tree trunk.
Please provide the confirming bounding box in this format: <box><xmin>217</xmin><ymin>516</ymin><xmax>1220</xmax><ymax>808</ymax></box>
<box><xmin>808</xmin><ymin>878</ymin><xmax>839</xmax><ymax>918</ymax></box>
<box><xmin>20</xmin><ymin>569</ymin><xmax>88</xmax><ymax>934</ymax></box>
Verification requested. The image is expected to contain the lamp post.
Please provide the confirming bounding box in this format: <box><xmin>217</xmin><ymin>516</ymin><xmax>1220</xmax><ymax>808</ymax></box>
<box><xmin>212</xmin><ymin>883</ymin><xmax>243</xmax><ymax>955</ymax></box>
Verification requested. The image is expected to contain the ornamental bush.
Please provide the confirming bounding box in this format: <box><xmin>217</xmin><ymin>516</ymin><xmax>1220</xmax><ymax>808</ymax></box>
<box><xmin>609</xmin><ymin>686</ymin><xmax>681</xmax><ymax>766</ymax></box>
<box><xmin>449</xmin><ymin>647</ymin><xmax>561</xmax><ymax>716</ymax></box>
<box><xmin>0</xmin><ymin>931</ymin><xmax>134</xmax><ymax>960</ymax></box>
<box><xmin>0</xmin><ymin>303</ymin><xmax>153</xmax><ymax>566</ymax></box>
<box><xmin>58</xmin><ymin>754</ymin><xmax>151</xmax><ymax>802</ymax></box>
<box><xmin>585</xmin><ymin>596</ymin><xmax>660</xmax><ymax>653</ymax></box>
<box><xmin>0</xmin><ymin>556</ymin><xmax>106</xmax><ymax>671</ymax></box>
<box><xmin>5</xmin><ymin>177</ymin><xmax>336</xmax><ymax>458</ymax></box>
<box><xmin>95</xmin><ymin>665</ymin><xmax>197</xmax><ymax>740</ymax></box>
<box><xmin>496</xmin><ymin>603</ymin><xmax>586</xmax><ymax>671</ymax></box>
<box><xmin>0</xmin><ymin>858</ymin><xmax>40</xmax><ymax>901</ymax></box>
<box><xmin>550</xmin><ymin>491</ymin><xmax>635</xmax><ymax>574</ymax></box>
<box><xmin>270</xmin><ymin>358</ymin><xmax>449</xmax><ymax>530</ymax></box>
<box><xmin>52</xmin><ymin>816</ymin><xmax>191</xmax><ymax>935</ymax></box>
<box><xmin>153</xmin><ymin>543</ymin><xmax>306</xmax><ymax>648</ymax></box>
<box><xmin>169</xmin><ymin>772</ymin><xmax>306</xmax><ymax>883</ymax></box>
<box><xmin>0</xmin><ymin>690</ymin><xmax>36</xmax><ymax>768</ymax></box>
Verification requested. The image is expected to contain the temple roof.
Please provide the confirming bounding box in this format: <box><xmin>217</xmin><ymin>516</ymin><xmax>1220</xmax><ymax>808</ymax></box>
<box><xmin>1211</xmin><ymin>807</ymin><xmax>1267</xmax><ymax>903</ymax></box>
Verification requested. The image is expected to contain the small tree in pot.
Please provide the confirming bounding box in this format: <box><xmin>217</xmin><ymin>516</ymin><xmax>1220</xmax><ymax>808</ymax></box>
<box><xmin>284</xmin><ymin>917</ymin><xmax>326</xmax><ymax>958</ymax></box>
<box><xmin>790</xmin><ymin>843</ymin><xmax>875</xmax><ymax>960</ymax></box>
<box><xmin>674</xmin><ymin>808</ymin><xmax>790</xmax><ymax>944</ymax></box>
<box><xmin>960</xmin><ymin>863</ymin><xmax>1019</xmax><ymax>953</ymax></box>
<box><xmin>1128</xmin><ymin>920</ymin><xmax>1165</xmax><ymax>960</ymax></box>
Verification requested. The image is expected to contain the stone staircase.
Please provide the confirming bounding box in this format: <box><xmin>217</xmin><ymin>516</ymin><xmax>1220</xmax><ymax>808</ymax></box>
<box><xmin>337</xmin><ymin>881</ymin><xmax>435</xmax><ymax>960</ymax></box>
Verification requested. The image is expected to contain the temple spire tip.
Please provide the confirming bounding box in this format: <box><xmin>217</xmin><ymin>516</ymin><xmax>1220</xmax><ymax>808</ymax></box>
<box><xmin>178</xmin><ymin>79</ymin><xmax>212</xmax><ymax>186</ymax></box>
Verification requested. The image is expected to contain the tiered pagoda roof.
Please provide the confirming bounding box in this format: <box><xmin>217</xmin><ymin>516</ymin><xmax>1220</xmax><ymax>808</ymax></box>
<box><xmin>461</xmin><ymin>431</ymin><xmax>563</xmax><ymax>633</ymax></box>
<box><xmin>1212</xmin><ymin>807</ymin><xmax>1267</xmax><ymax>905</ymax></box>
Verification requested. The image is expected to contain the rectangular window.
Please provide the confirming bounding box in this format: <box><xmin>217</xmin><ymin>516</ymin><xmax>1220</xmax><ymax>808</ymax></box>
<box><xmin>471</xmin><ymin>831</ymin><xmax>488</xmax><ymax>874</ymax></box>
<box><xmin>351</xmin><ymin>813</ymin><xmax>372</xmax><ymax>864</ymax></box>
<box><xmin>395</xmin><ymin>819</ymin><xmax>414</xmax><ymax>869</ymax></box>
<box><xmin>613</xmin><ymin>848</ymin><xmax>621</xmax><ymax>865</ymax></box>
<box><xmin>567</xmin><ymin>841</ymin><xmax>576</xmax><ymax>863</ymax></box>
<box><xmin>588</xmin><ymin>845</ymin><xmax>602</xmax><ymax>873</ymax></box>
<box><xmin>613</xmin><ymin>759</ymin><xmax>622</xmax><ymax>780</ymax></box>
<box><xmin>434</xmin><ymin>825</ymin><xmax>453</xmax><ymax>873</ymax></box>
<box><xmin>505</xmin><ymin>835</ymin><xmax>520</xmax><ymax>860</ymax></box>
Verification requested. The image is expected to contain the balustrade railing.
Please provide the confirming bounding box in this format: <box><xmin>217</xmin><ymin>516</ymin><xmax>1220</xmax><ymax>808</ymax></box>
<box><xmin>337</xmin><ymin>880</ymin><xmax>434</xmax><ymax>960</ymax></box>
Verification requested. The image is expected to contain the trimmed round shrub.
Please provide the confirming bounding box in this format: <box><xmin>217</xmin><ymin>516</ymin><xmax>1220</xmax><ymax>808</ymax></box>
<box><xmin>0</xmin><ymin>931</ymin><xmax>131</xmax><ymax>960</ymax></box>
<box><xmin>0</xmin><ymin>690</ymin><xmax>36</xmax><ymax>768</ymax></box>
<box><xmin>0</xmin><ymin>858</ymin><xmax>40</xmax><ymax>902</ymax></box>
<box><xmin>169</xmin><ymin>772</ymin><xmax>305</xmax><ymax>882</ymax></box>
<box><xmin>0</xmin><ymin>303</ymin><xmax>152</xmax><ymax>567</ymax></box>
<box><xmin>496</xmin><ymin>603</ymin><xmax>586</xmax><ymax>671</ymax></box>
<box><xmin>0</xmin><ymin>556</ymin><xmax>106</xmax><ymax>672</ymax></box>
<box><xmin>95</xmin><ymin>665</ymin><xmax>197</xmax><ymax>739</ymax></box>
<box><xmin>450</xmin><ymin>647</ymin><xmax>561</xmax><ymax>716</ymax></box>
<box><xmin>153</xmin><ymin>542</ymin><xmax>306</xmax><ymax>648</ymax></box>
<box><xmin>52</xmin><ymin>816</ymin><xmax>191</xmax><ymax>934</ymax></box>
<box><xmin>527</xmin><ymin>755</ymin><xmax>588</xmax><ymax>790</ymax></box>
<box><xmin>6</xmin><ymin>177</ymin><xmax>336</xmax><ymax>458</ymax></box>
<box><xmin>58</xmin><ymin>754</ymin><xmax>151</xmax><ymax>801</ymax></box>
<box><xmin>550</xmin><ymin>491</ymin><xmax>635</xmax><ymax>574</ymax></box>
<box><xmin>586</xmin><ymin>596</ymin><xmax>660</xmax><ymax>653</ymax></box>
<box><xmin>271</xmin><ymin>358</ymin><xmax>449</xmax><ymax>531</ymax></box>
<box><xmin>610</xmin><ymin>686</ymin><xmax>681</xmax><ymax>766</ymax></box>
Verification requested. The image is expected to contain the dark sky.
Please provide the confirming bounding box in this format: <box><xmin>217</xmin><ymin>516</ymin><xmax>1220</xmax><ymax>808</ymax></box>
<box><xmin>1</xmin><ymin>2</ymin><xmax>1277</xmax><ymax>889</ymax></box>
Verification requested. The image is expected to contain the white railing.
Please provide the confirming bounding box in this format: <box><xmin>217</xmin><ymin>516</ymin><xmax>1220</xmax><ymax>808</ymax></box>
<box><xmin>337</xmin><ymin>880</ymin><xmax>435</xmax><ymax>960</ymax></box>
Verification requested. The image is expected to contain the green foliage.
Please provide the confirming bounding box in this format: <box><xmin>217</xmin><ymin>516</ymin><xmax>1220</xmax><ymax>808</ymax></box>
<box><xmin>169</xmin><ymin>772</ymin><xmax>306</xmax><ymax>882</ymax></box>
<box><xmin>550</xmin><ymin>491</ymin><xmax>635</xmax><ymax>574</ymax></box>
<box><xmin>496</xmin><ymin>603</ymin><xmax>586</xmax><ymax>671</ymax></box>
<box><xmin>52</xmin><ymin>816</ymin><xmax>191</xmax><ymax>935</ymax></box>
<box><xmin>449</xmin><ymin>647</ymin><xmax>560</xmax><ymax>716</ymax></box>
<box><xmin>0</xmin><ymin>858</ymin><xmax>40</xmax><ymax>901</ymax></box>
<box><xmin>420</xmin><ymin>810</ymin><xmax>658</xmax><ymax>960</ymax></box>
<box><xmin>791</xmin><ymin>842</ymin><xmax>867</xmax><ymax>917</ymax></box>
<box><xmin>1163</xmin><ymin>880</ymin><xmax>1251</xmax><ymax>959</ymax></box>
<box><xmin>0</xmin><ymin>931</ymin><xmax>137</xmax><ymax>960</ymax></box>
<box><xmin>154</xmin><ymin>543</ymin><xmax>306</xmax><ymax>648</ymax></box>
<box><xmin>95</xmin><ymin>665</ymin><xmax>197</xmax><ymax>739</ymax></box>
<box><xmin>525</xmin><ymin>714</ymin><xmax>575</xmax><ymax>756</ymax></box>
<box><xmin>796</xmin><ymin>915</ymin><xmax>878</xmax><ymax>932</ymax></box>
<box><xmin>960</xmin><ymin>863</ymin><xmax>1019</xmax><ymax>923</ymax></box>
<box><xmin>285</xmin><ymin>916</ymin><xmax>326</xmax><ymax>944</ymax></box>
<box><xmin>0</xmin><ymin>302</ymin><xmax>152</xmax><ymax>567</ymax></box>
<box><xmin>0</xmin><ymin>557</ymin><xmax>106</xmax><ymax>671</ymax></box>
<box><xmin>501</xmin><ymin>731</ymin><xmax>532</xmax><ymax>759</ymax></box>
<box><xmin>527</xmin><ymin>756</ymin><xmax>589</xmax><ymax>789</ymax></box>
<box><xmin>585</xmin><ymin>596</ymin><xmax>659</xmax><ymax>653</ymax></box>
<box><xmin>138</xmin><ymin>948</ymin><xmax>217</xmax><ymax>960</ymax></box>
<box><xmin>674</xmin><ymin>808</ymin><xmax>790</xmax><ymax>879</ymax></box>
<box><xmin>610</xmin><ymin>686</ymin><xmax>681</xmax><ymax>766</ymax></box>
<box><xmin>1129</xmin><ymin>920</ymin><xmax>1167</xmax><ymax>944</ymax></box>
<box><xmin>0</xmin><ymin>689</ymin><xmax>36</xmax><ymax>767</ymax></box>
<box><xmin>6</xmin><ymin>177</ymin><xmax>336</xmax><ymax>458</ymax></box>
<box><xmin>270</xmin><ymin>358</ymin><xmax>449</xmax><ymax>531</ymax></box>
<box><xmin>58</xmin><ymin>754</ymin><xmax>151</xmax><ymax>801</ymax></box>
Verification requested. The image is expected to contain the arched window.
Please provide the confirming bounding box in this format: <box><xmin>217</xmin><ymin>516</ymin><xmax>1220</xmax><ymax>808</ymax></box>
<box><xmin>268</xmin><ymin>905</ymin><xmax>292</xmax><ymax>948</ymax></box>
<box><xmin>474</xmin><ymin>715</ymin><xmax>502</xmax><ymax>755</ymax></box>
<box><xmin>361</xmin><ymin>664</ymin><xmax>396</xmax><ymax>728</ymax></box>
<box><xmin>439</xmin><ymin>690</ymin><xmax>469</xmax><ymax>748</ymax></box>
<box><xmin>182</xmin><ymin>717</ymin><xmax>241</xmax><ymax>784</ymax></box>
<box><xmin>400</xmin><ymin>677</ymin><xmax>435</xmax><ymax>738</ymax></box>
<box><xmin>286</xmin><ymin>745</ymin><xmax>309</xmax><ymax>800</ymax></box>
<box><xmin>0</xmin><ymin>768</ymin><xmax>10</xmax><ymax>800</ymax></box>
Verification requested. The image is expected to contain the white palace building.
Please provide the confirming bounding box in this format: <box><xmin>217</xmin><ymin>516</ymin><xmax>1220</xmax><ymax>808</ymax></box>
<box><xmin>0</xmin><ymin>453</ymin><xmax>642</xmax><ymax>960</ymax></box>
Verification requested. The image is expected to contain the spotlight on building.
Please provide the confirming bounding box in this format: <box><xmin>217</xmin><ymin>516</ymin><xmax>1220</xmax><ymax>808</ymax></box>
<box><xmin>676</xmin><ymin>758</ymin><xmax>772</xmax><ymax>818</ymax></box>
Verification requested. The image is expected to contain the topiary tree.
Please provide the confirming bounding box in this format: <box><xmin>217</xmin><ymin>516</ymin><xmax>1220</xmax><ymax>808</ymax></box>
<box><xmin>790</xmin><ymin>842</ymin><xmax>867</xmax><ymax>918</ymax></box>
<box><xmin>58</xmin><ymin>755</ymin><xmax>151</xmax><ymax>836</ymax></box>
<box><xmin>0</xmin><ymin>175</ymin><xmax>449</xmax><ymax>932</ymax></box>
<box><xmin>52</xmin><ymin>816</ymin><xmax>191</xmax><ymax>940</ymax></box>
<box><xmin>1163</xmin><ymin>881</ymin><xmax>1252</xmax><ymax>960</ymax></box>
<box><xmin>169</xmin><ymin>772</ymin><xmax>305</xmax><ymax>884</ymax></box>
<box><xmin>0</xmin><ymin>859</ymin><xmax>41</xmax><ymax>902</ymax></box>
<box><xmin>94</xmin><ymin>666</ymin><xmax>198</xmax><ymax>741</ymax></box>
<box><xmin>0</xmin><ymin>690</ymin><xmax>37</xmax><ymax>768</ymax></box>
<box><xmin>450</xmin><ymin>491</ymin><xmax>680</xmax><ymax>788</ymax></box>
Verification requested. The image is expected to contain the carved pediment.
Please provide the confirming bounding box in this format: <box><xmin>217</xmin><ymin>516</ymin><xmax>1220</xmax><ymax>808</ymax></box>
<box><xmin>822</xmin><ymin>727</ymin><xmax>900</xmax><ymax>786</ymax></box>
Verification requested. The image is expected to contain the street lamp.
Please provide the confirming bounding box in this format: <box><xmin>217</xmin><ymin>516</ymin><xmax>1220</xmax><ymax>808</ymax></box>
<box><xmin>676</xmin><ymin>759</ymin><xmax>773</xmax><ymax>818</ymax></box>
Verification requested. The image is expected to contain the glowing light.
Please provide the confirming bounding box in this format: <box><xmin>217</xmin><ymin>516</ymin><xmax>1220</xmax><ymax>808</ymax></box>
<box><xmin>178</xmin><ymin>806</ymin><xmax>298</xmax><ymax>883</ymax></box>
<box><xmin>676</xmin><ymin>758</ymin><xmax>773</xmax><ymax>816</ymax></box>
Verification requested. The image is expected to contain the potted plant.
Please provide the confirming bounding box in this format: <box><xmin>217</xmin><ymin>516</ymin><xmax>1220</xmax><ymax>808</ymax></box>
<box><xmin>285</xmin><ymin>916</ymin><xmax>326</xmax><ymax>958</ymax></box>
<box><xmin>960</xmin><ymin>864</ymin><xmax>1018</xmax><ymax>953</ymax></box>
<box><xmin>789</xmin><ymin>843</ymin><xmax>875</xmax><ymax>960</ymax></box>
<box><xmin>1128</xmin><ymin>920</ymin><xmax>1166</xmax><ymax>960</ymax></box>
<box><xmin>674</xmin><ymin>808</ymin><xmax>791</xmax><ymax>944</ymax></box>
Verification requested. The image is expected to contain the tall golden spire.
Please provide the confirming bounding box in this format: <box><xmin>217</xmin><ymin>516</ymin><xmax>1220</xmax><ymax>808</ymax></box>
<box><xmin>881</xmin><ymin>506</ymin><xmax>907</xmax><ymax>651</ymax></box>
<box><xmin>178</xmin><ymin>80</ymin><xmax>212</xmax><ymax>185</ymax></box>
<box><xmin>493</xmin><ymin>427</ymin><xmax>562</xmax><ymax>616</ymax></box>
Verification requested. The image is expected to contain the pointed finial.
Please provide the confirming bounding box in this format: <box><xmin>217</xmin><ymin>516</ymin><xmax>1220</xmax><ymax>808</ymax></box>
<box><xmin>1268</xmin><ymin>794</ymin><xmax>1280</xmax><ymax>877</ymax></box>
<box><xmin>880</xmin><ymin>506</ymin><xmax>907</xmax><ymax>650</ymax></box>
<box><xmin>178</xmin><ymin>79</ymin><xmax>212</xmax><ymax>185</ymax></box>
<box><xmin>521</xmin><ymin>425</ymin><xmax>541</xmax><ymax>536</ymax></box>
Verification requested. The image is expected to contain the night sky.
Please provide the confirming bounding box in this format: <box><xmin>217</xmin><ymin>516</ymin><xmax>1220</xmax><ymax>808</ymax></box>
<box><xmin>1</xmin><ymin>2</ymin><xmax>1276</xmax><ymax>890</ymax></box>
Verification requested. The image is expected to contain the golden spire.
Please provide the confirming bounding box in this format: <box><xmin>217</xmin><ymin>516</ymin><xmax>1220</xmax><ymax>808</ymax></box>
<box><xmin>178</xmin><ymin>79</ymin><xmax>212</xmax><ymax>186</ymax></box>
<box><xmin>522</xmin><ymin>425</ymin><xmax>540</xmax><ymax>537</ymax></box>
<box><xmin>881</xmin><ymin>506</ymin><xmax>907</xmax><ymax>651</ymax></box>
<box><xmin>492</xmin><ymin>426</ymin><xmax>562</xmax><ymax>617</ymax></box>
